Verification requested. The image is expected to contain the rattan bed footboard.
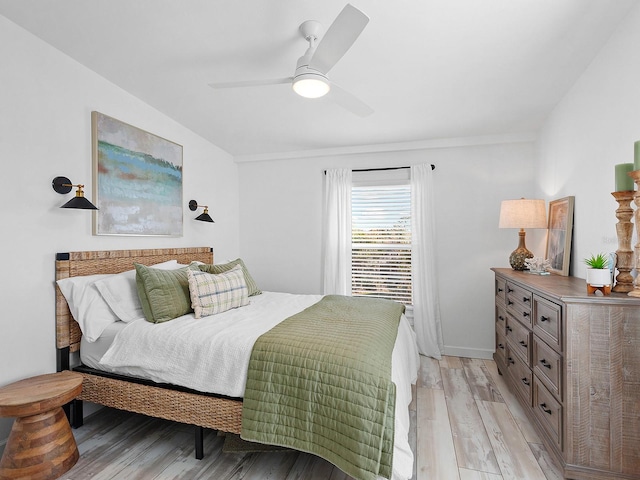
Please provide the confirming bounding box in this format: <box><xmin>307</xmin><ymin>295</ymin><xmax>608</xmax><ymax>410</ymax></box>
<box><xmin>76</xmin><ymin>369</ymin><xmax>242</xmax><ymax>433</ymax></box>
<box><xmin>55</xmin><ymin>247</ymin><xmax>243</xmax><ymax>452</ymax></box>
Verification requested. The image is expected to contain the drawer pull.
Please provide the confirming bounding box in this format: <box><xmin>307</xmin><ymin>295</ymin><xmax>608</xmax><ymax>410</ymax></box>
<box><xmin>540</xmin><ymin>359</ymin><xmax>552</xmax><ymax>369</ymax></box>
<box><xmin>518</xmin><ymin>340</ymin><xmax>527</xmax><ymax>347</ymax></box>
<box><xmin>497</xmin><ymin>288</ymin><xmax>504</xmax><ymax>293</ymax></box>
<box><xmin>523</xmin><ymin>311</ymin><xmax>530</xmax><ymax>317</ymax></box>
<box><xmin>498</xmin><ymin>315</ymin><xmax>505</xmax><ymax>322</ymax></box>
<box><xmin>521</xmin><ymin>377</ymin><xmax>530</xmax><ymax>386</ymax></box>
<box><xmin>498</xmin><ymin>343</ymin><xmax>505</xmax><ymax>350</ymax></box>
<box><xmin>539</xmin><ymin>403</ymin><xmax>552</xmax><ymax>415</ymax></box>
<box><xmin>508</xmin><ymin>300</ymin><xmax>514</xmax><ymax>306</ymax></box>
<box><xmin>508</xmin><ymin>357</ymin><xmax>515</xmax><ymax>365</ymax></box>
<box><xmin>523</xmin><ymin>297</ymin><xmax>530</xmax><ymax>303</ymax></box>
<box><xmin>540</xmin><ymin>315</ymin><xmax>549</xmax><ymax>322</ymax></box>
<box><xmin>507</xmin><ymin>287</ymin><xmax>514</xmax><ymax>293</ymax></box>
<box><xmin>506</xmin><ymin>326</ymin><xmax>513</xmax><ymax>332</ymax></box>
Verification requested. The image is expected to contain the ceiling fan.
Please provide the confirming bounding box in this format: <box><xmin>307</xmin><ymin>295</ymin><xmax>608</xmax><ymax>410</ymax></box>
<box><xmin>209</xmin><ymin>4</ymin><xmax>373</xmax><ymax>117</ymax></box>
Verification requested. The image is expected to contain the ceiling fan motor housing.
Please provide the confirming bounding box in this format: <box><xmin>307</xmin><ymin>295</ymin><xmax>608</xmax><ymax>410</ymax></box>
<box><xmin>292</xmin><ymin>52</ymin><xmax>330</xmax><ymax>98</ymax></box>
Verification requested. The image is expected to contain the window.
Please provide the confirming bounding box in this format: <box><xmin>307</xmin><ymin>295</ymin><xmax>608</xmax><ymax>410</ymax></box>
<box><xmin>351</xmin><ymin>183</ymin><xmax>412</xmax><ymax>304</ymax></box>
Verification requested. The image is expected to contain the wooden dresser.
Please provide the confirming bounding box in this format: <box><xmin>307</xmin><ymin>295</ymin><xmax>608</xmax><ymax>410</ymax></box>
<box><xmin>492</xmin><ymin>268</ymin><xmax>640</xmax><ymax>480</ymax></box>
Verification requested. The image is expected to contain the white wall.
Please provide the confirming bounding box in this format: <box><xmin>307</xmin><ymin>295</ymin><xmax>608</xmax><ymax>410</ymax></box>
<box><xmin>0</xmin><ymin>16</ymin><xmax>240</xmax><ymax>445</ymax></box>
<box><xmin>238</xmin><ymin>141</ymin><xmax>537</xmax><ymax>359</ymax></box>
<box><xmin>536</xmin><ymin>4</ymin><xmax>640</xmax><ymax>278</ymax></box>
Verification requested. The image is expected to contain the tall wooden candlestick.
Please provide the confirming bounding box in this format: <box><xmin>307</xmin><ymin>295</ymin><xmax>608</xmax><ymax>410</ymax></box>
<box><xmin>611</xmin><ymin>191</ymin><xmax>635</xmax><ymax>293</ymax></box>
<box><xmin>628</xmin><ymin>170</ymin><xmax>640</xmax><ymax>297</ymax></box>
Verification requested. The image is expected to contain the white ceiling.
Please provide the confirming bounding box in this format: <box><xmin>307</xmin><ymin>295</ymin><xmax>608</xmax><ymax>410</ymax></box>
<box><xmin>0</xmin><ymin>0</ymin><xmax>636</xmax><ymax>160</ymax></box>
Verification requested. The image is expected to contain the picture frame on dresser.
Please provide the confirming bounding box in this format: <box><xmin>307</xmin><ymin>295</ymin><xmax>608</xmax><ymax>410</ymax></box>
<box><xmin>545</xmin><ymin>196</ymin><xmax>574</xmax><ymax>276</ymax></box>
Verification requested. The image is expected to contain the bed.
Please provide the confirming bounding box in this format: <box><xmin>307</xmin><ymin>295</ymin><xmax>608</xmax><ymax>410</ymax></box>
<box><xmin>55</xmin><ymin>247</ymin><xmax>420</xmax><ymax>480</ymax></box>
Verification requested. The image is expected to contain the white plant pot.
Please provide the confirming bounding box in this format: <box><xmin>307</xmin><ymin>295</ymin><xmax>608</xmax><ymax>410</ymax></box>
<box><xmin>586</xmin><ymin>268</ymin><xmax>611</xmax><ymax>287</ymax></box>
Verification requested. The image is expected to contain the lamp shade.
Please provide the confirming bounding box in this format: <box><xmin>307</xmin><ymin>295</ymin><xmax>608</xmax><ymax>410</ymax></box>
<box><xmin>499</xmin><ymin>199</ymin><xmax>546</xmax><ymax>229</ymax></box>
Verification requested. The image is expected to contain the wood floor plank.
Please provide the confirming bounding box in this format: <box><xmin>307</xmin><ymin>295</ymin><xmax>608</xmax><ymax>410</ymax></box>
<box><xmin>152</xmin><ymin>431</ymin><xmax>230</xmax><ymax>480</ymax></box>
<box><xmin>528</xmin><ymin>443</ymin><xmax>564</xmax><ymax>480</ymax></box>
<box><xmin>459</xmin><ymin>467</ymin><xmax>504</xmax><ymax>479</ymax></box>
<box><xmin>483</xmin><ymin>359</ymin><xmax>541</xmax><ymax>444</ymax></box>
<box><xmin>461</xmin><ymin>358</ymin><xmax>504</xmax><ymax>403</ymax></box>
<box><xmin>416</xmin><ymin>387</ymin><xmax>460</xmax><ymax>480</ymax></box>
<box><xmin>440</xmin><ymin>355</ymin><xmax>464</xmax><ymax>369</ymax></box>
<box><xmin>238</xmin><ymin>451</ymin><xmax>301</xmax><ymax>480</ymax></box>
<box><xmin>476</xmin><ymin>400</ymin><xmax>547</xmax><ymax>480</ymax></box>
<box><xmin>441</xmin><ymin>367</ymin><xmax>501</xmax><ymax>474</ymax></box>
<box><xmin>418</xmin><ymin>355</ymin><xmax>443</xmax><ymax>389</ymax></box>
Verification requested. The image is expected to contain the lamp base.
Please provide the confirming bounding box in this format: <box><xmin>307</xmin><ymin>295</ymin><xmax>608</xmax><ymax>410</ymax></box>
<box><xmin>509</xmin><ymin>229</ymin><xmax>533</xmax><ymax>271</ymax></box>
<box><xmin>509</xmin><ymin>247</ymin><xmax>533</xmax><ymax>271</ymax></box>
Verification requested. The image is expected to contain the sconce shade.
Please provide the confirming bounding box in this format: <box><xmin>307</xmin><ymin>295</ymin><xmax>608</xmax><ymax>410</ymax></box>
<box><xmin>195</xmin><ymin>211</ymin><xmax>214</xmax><ymax>223</ymax></box>
<box><xmin>189</xmin><ymin>199</ymin><xmax>214</xmax><ymax>223</ymax></box>
<box><xmin>52</xmin><ymin>176</ymin><xmax>98</xmax><ymax>210</ymax></box>
<box><xmin>499</xmin><ymin>198</ymin><xmax>546</xmax><ymax>270</ymax></box>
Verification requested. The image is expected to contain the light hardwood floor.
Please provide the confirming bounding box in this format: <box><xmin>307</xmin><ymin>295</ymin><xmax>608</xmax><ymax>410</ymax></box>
<box><xmin>61</xmin><ymin>356</ymin><xmax>564</xmax><ymax>479</ymax></box>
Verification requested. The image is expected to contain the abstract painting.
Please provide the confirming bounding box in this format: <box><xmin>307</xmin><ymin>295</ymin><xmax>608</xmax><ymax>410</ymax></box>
<box><xmin>92</xmin><ymin>112</ymin><xmax>183</xmax><ymax>236</ymax></box>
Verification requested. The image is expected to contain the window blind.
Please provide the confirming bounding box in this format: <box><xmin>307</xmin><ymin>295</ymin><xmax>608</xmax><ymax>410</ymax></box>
<box><xmin>351</xmin><ymin>184</ymin><xmax>412</xmax><ymax>304</ymax></box>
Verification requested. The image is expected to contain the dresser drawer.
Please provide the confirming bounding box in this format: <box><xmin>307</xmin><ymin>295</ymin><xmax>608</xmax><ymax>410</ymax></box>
<box><xmin>495</xmin><ymin>303</ymin><xmax>507</xmax><ymax>335</ymax></box>
<box><xmin>506</xmin><ymin>282</ymin><xmax>533</xmax><ymax>308</ymax></box>
<box><xmin>505</xmin><ymin>316</ymin><xmax>531</xmax><ymax>365</ymax></box>
<box><xmin>495</xmin><ymin>276</ymin><xmax>506</xmax><ymax>303</ymax></box>
<box><xmin>533</xmin><ymin>337</ymin><xmax>562</xmax><ymax>400</ymax></box>
<box><xmin>506</xmin><ymin>283</ymin><xmax>532</xmax><ymax>328</ymax></box>
<box><xmin>533</xmin><ymin>295</ymin><xmax>562</xmax><ymax>353</ymax></box>
<box><xmin>533</xmin><ymin>376</ymin><xmax>563</xmax><ymax>450</ymax></box>
<box><xmin>495</xmin><ymin>327</ymin><xmax>507</xmax><ymax>368</ymax></box>
<box><xmin>506</xmin><ymin>345</ymin><xmax>532</xmax><ymax>406</ymax></box>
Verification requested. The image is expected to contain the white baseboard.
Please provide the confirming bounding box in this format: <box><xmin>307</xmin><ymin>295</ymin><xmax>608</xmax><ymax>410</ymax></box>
<box><xmin>443</xmin><ymin>345</ymin><xmax>494</xmax><ymax>360</ymax></box>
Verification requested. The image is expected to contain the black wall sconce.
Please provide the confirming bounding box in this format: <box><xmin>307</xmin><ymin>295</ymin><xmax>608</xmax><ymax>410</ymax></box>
<box><xmin>189</xmin><ymin>200</ymin><xmax>214</xmax><ymax>223</ymax></box>
<box><xmin>52</xmin><ymin>176</ymin><xmax>98</xmax><ymax>210</ymax></box>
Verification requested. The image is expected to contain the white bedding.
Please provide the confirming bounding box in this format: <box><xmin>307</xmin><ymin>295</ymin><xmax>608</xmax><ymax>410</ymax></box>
<box><xmin>89</xmin><ymin>292</ymin><xmax>420</xmax><ymax>480</ymax></box>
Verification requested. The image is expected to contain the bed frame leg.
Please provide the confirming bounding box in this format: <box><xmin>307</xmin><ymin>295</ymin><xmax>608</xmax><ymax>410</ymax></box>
<box><xmin>71</xmin><ymin>399</ymin><xmax>84</xmax><ymax>428</ymax></box>
<box><xmin>195</xmin><ymin>426</ymin><xmax>204</xmax><ymax>459</ymax></box>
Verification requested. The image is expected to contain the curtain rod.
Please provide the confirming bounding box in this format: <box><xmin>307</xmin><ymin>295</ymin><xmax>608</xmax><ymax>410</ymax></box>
<box><xmin>324</xmin><ymin>164</ymin><xmax>435</xmax><ymax>174</ymax></box>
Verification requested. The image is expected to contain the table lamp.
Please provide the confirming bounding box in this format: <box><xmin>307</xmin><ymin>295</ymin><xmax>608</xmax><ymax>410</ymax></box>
<box><xmin>499</xmin><ymin>198</ymin><xmax>547</xmax><ymax>270</ymax></box>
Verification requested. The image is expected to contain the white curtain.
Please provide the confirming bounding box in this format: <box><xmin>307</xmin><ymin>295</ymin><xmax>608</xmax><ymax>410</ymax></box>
<box><xmin>323</xmin><ymin>169</ymin><xmax>352</xmax><ymax>295</ymax></box>
<box><xmin>411</xmin><ymin>164</ymin><xmax>443</xmax><ymax>358</ymax></box>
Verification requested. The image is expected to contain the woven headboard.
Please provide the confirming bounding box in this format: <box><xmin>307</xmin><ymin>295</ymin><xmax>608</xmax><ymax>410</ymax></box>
<box><xmin>55</xmin><ymin>247</ymin><xmax>214</xmax><ymax>359</ymax></box>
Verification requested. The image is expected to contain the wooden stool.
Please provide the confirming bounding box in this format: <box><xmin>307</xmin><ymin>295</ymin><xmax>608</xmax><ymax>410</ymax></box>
<box><xmin>0</xmin><ymin>371</ymin><xmax>83</xmax><ymax>480</ymax></box>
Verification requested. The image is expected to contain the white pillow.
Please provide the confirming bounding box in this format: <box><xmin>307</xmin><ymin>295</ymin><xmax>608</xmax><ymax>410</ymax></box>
<box><xmin>56</xmin><ymin>274</ymin><xmax>119</xmax><ymax>342</ymax></box>
<box><xmin>94</xmin><ymin>260</ymin><xmax>183</xmax><ymax>323</ymax></box>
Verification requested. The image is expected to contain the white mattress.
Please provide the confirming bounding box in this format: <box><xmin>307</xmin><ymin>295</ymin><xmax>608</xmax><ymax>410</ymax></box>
<box><xmin>81</xmin><ymin>292</ymin><xmax>420</xmax><ymax>480</ymax></box>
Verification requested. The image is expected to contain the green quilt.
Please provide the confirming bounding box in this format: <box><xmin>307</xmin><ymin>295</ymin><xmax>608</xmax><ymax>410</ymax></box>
<box><xmin>241</xmin><ymin>295</ymin><xmax>404</xmax><ymax>480</ymax></box>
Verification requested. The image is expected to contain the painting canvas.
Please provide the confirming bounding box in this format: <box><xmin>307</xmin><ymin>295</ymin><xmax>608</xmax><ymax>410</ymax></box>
<box><xmin>545</xmin><ymin>196</ymin><xmax>574</xmax><ymax>276</ymax></box>
<box><xmin>92</xmin><ymin>112</ymin><xmax>183</xmax><ymax>236</ymax></box>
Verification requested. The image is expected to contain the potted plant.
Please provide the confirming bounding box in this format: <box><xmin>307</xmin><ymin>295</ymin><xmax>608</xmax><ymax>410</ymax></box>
<box><xmin>584</xmin><ymin>253</ymin><xmax>612</xmax><ymax>294</ymax></box>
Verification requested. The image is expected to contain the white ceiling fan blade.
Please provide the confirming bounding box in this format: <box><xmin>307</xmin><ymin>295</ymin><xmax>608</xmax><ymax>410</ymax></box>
<box><xmin>330</xmin><ymin>83</ymin><xmax>374</xmax><ymax>117</ymax></box>
<box><xmin>309</xmin><ymin>4</ymin><xmax>369</xmax><ymax>74</ymax></box>
<box><xmin>209</xmin><ymin>77</ymin><xmax>292</xmax><ymax>89</ymax></box>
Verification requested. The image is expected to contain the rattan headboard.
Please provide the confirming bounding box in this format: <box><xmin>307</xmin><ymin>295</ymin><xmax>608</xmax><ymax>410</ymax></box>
<box><xmin>55</xmin><ymin>247</ymin><xmax>214</xmax><ymax>359</ymax></box>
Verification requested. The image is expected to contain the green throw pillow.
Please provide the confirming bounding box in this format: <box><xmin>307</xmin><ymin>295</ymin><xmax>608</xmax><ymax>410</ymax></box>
<box><xmin>198</xmin><ymin>258</ymin><xmax>262</xmax><ymax>297</ymax></box>
<box><xmin>135</xmin><ymin>263</ymin><xmax>197</xmax><ymax>323</ymax></box>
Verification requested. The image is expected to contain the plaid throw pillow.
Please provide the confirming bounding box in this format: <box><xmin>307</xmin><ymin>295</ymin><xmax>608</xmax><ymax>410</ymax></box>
<box><xmin>187</xmin><ymin>265</ymin><xmax>249</xmax><ymax>318</ymax></box>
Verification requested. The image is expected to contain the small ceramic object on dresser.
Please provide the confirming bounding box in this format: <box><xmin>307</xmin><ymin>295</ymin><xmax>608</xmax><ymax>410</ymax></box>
<box><xmin>584</xmin><ymin>253</ymin><xmax>612</xmax><ymax>295</ymax></box>
<box><xmin>524</xmin><ymin>257</ymin><xmax>551</xmax><ymax>275</ymax></box>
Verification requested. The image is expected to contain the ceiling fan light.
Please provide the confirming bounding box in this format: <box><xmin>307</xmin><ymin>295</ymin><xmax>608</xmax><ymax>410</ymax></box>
<box><xmin>292</xmin><ymin>74</ymin><xmax>330</xmax><ymax>99</ymax></box>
